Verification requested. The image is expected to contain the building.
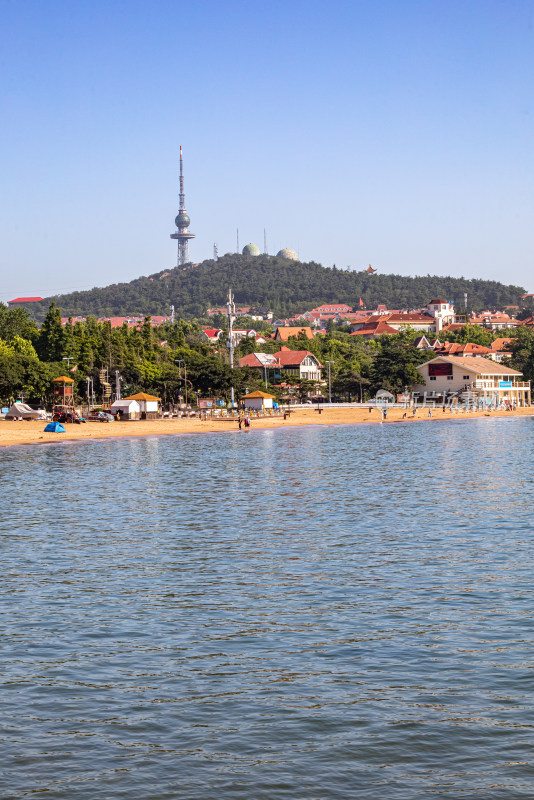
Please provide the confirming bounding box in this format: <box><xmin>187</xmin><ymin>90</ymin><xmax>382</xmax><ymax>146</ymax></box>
<box><xmin>488</xmin><ymin>338</ymin><xmax>514</xmax><ymax>362</ymax></box>
<box><xmin>122</xmin><ymin>392</ymin><xmax>161</xmax><ymax>419</ymax></box>
<box><xmin>201</xmin><ymin>328</ymin><xmax>224</xmax><ymax>343</ymax></box>
<box><xmin>414</xmin><ymin>356</ymin><xmax>530</xmax><ymax>407</ymax></box>
<box><xmin>170</xmin><ymin>146</ymin><xmax>195</xmax><ymax>266</ymax></box>
<box><xmin>241</xmin><ymin>390</ymin><xmax>276</xmax><ymax>410</ymax></box>
<box><xmin>239</xmin><ymin>347</ymin><xmax>322</xmax><ymax>382</ymax></box>
<box><xmin>110</xmin><ymin>399</ymin><xmax>141</xmax><ymax>420</ymax></box>
<box><xmin>274</xmin><ymin>326</ymin><xmax>314</xmax><ymax>341</ymax></box>
<box><xmin>8</xmin><ymin>296</ymin><xmax>43</xmax><ymax>307</ymax></box>
<box><xmin>470</xmin><ymin>312</ymin><xmax>518</xmax><ymax>330</ymax></box>
<box><xmin>426</xmin><ymin>299</ymin><xmax>456</xmax><ymax>328</ymax></box>
<box><xmin>311</xmin><ymin>304</ymin><xmax>353</xmax><ymax>314</ymax></box>
<box><xmin>276</xmin><ymin>248</ymin><xmax>298</xmax><ymax>260</ymax></box>
<box><xmin>434</xmin><ymin>342</ymin><xmax>494</xmax><ymax>357</ymax></box>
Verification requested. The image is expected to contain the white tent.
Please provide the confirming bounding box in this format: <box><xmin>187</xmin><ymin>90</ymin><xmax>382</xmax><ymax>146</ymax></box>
<box><xmin>110</xmin><ymin>399</ymin><xmax>141</xmax><ymax>419</ymax></box>
<box><xmin>6</xmin><ymin>403</ymin><xmax>46</xmax><ymax>420</ymax></box>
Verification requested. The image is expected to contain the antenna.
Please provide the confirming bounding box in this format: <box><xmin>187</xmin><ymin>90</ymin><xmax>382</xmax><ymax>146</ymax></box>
<box><xmin>170</xmin><ymin>145</ymin><xmax>195</xmax><ymax>266</ymax></box>
<box><xmin>213</xmin><ymin>243</ymin><xmax>218</xmax><ymax>261</ymax></box>
<box><xmin>227</xmin><ymin>288</ymin><xmax>236</xmax><ymax>407</ymax></box>
<box><xmin>170</xmin><ymin>304</ymin><xmax>175</xmax><ymax>324</ymax></box>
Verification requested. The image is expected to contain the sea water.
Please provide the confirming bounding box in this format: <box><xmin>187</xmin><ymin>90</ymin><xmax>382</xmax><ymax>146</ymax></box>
<box><xmin>1</xmin><ymin>418</ymin><xmax>534</xmax><ymax>799</ymax></box>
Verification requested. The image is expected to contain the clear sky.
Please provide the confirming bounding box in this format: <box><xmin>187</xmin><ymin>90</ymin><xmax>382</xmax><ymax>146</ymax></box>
<box><xmin>1</xmin><ymin>0</ymin><xmax>533</xmax><ymax>302</ymax></box>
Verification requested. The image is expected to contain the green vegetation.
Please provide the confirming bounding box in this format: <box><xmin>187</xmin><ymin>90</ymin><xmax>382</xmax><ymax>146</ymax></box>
<box><xmin>27</xmin><ymin>255</ymin><xmax>525</xmax><ymax>322</ymax></box>
<box><xmin>2</xmin><ymin>301</ymin><xmax>533</xmax><ymax>408</ymax></box>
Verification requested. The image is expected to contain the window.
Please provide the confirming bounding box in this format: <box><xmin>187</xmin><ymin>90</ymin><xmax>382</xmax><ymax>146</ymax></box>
<box><xmin>430</xmin><ymin>376</ymin><xmax>436</xmax><ymax>381</ymax></box>
<box><xmin>447</xmin><ymin>376</ymin><xmax>454</xmax><ymax>380</ymax></box>
<box><xmin>463</xmin><ymin>375</ymin><xmax>470</xmax><ymax>380</ymax></box>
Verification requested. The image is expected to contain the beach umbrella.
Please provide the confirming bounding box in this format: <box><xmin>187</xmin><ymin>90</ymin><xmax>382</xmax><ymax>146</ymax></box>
<box><xmin>44</xmin><ymin>422</ymin><xmax>66</xmax><ymax>433</ymax></box>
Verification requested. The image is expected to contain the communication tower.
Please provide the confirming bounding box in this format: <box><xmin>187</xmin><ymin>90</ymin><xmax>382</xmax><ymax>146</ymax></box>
<box><xmin>170</xmin><ymin>146</ymin><xmax>195</xmax><ymax>266</ymax></box>
<box><xmin>226</xmin><ymin>288</ymin><xmax>236</xmax><ymax>407</ymax></box>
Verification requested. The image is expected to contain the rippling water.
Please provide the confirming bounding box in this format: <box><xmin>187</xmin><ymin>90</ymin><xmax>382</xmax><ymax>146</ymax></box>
<box><xmin>2</xmin><ymin>418</ymin><xmax>534</xmax><ymax>799</ymax></box>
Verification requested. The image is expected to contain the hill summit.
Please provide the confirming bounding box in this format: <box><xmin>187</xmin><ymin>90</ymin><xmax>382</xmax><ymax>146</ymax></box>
<box><xmin>29</xmin><ymin>254</ymin><xmax>525</xmax><ymax>321</ymax></box>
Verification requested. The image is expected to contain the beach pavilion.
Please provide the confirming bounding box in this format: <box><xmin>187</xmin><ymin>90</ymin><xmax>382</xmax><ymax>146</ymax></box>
<box><xmin>122</xmin><ymin>392</ymin><xmax>161</xmax><ymax>419</ymax></box>
<box><xmin>241</xmin><ymin>390</ymin><xmax>276</xmax><ymax>411</ymax></box>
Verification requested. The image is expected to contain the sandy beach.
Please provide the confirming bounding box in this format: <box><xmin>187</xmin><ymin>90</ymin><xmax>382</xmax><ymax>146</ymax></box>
<box><xmin>0</xmin><ymin>405</ymin><xmax>532</xmax><ymax>448</ymax></box>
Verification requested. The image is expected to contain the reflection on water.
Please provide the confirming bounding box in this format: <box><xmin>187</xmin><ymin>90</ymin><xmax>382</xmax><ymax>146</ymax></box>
<box><xmin>1</xmin><ymin>417</ymin><xmax>534</xmax><ymax>799</ymax></box>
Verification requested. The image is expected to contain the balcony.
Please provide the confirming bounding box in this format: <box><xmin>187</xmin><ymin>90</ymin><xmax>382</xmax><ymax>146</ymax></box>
<box><xmin>472</xmin><ymin>380</ymin><xmax>530</xmax><ymax>390</ymax></box>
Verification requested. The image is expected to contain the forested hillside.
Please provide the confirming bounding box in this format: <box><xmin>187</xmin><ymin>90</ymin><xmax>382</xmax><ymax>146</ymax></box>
<box><xmin>29</xmin><ymin>255</ymin><xmax>525</xmax><ymax>321</ymax></box>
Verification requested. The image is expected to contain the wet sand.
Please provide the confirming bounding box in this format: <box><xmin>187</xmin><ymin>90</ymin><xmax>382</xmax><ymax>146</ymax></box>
<box><xmin>0</xmin><ymin>406</ymin><xmax>532</xmax><ymax>448</ymax></box>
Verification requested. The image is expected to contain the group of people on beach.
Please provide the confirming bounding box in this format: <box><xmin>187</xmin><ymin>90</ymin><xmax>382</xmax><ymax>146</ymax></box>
<box><xmin>238</xmin><ymin>416</ymin><xmax>251</xmax><ymax>430</ymax></box>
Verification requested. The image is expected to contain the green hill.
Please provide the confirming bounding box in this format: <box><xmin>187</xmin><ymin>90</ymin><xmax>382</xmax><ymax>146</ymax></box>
<box><xmin>29</xmin><ymin>254</ymin><xmax>525</xmax><ymax>321</ymax></box>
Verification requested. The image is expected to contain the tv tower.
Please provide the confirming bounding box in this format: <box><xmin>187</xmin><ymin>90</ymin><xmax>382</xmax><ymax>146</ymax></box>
<box><xmin>170</xmin><ymin>146</ymin><xmax>195</xmax><ymax>266</ymax></box>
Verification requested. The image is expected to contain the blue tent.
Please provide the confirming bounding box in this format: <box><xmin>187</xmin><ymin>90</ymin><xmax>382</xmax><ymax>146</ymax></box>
<box><xmin>44</xmin><ymin>422</ymin><xmax>66</xmax><ymax>433</ymax></box>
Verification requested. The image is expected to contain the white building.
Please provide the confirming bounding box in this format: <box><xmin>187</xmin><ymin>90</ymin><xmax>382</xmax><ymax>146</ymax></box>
<box><xmin>110</xmin><ymin>399</ymin><xmax>141</xmax><ymax>420</ymax></box>
<box><xmin>426</xmin><ymin>298</ymin><xmax>456</xmax><ymax>330</ymax></box>
<box><xmin>415</xmin><ymin>356</ymin><xmax>530</xmax><ymax>407</ymax></box>
<box><xmin>241</xmin><ymin>391</ymin><xmax>275</xmax><ymax>410</ymax></box>
<box><xmin>122</xmin><ymin>392</ymin><xmax>161</xmax><ymax>419</ymax></box>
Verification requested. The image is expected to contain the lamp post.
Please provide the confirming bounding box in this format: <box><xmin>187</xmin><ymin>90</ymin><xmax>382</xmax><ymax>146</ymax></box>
<box><xmin>63</xmin><ymin>356</ymin><xmax>74</xmax><ymax>370</ymax></box>
<box><xmin>175</xmin><ymin>359</ymin><xmax>188</xmax><ymax>407</ymax></box>
<box><xmin>325</xmin><ymin>360</ymin><xmax>334</xmax><ymax>403</ymax></box>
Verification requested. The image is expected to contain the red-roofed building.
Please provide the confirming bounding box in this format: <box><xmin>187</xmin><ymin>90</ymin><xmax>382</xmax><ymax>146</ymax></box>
<box><xmin>488</xmin><ymin>338</ymin><xmax>514</xmax><ymax>362</ymax></box>
<box><xmin>239</xmin><ymin>346</ymin><xmax>322</xmax><ymax>381</ymax></box>
<box><xmin>201</xmin><ymin>327</ymin><xmax>224</xmax><ymax>343</ymax></box>
<box><xmin>8</xmin><ymin>297</ymin><xmax>43</xmax><ymax>307</ymax></box>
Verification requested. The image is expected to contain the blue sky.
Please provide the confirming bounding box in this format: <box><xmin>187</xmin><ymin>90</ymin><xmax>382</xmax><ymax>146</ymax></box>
<box><xmin>1</xmin><ymin>0</ymin><xmax>533</xmax><ymax>302</ymax></box>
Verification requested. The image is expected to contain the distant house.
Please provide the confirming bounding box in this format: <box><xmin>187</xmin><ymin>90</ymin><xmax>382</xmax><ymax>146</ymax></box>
<box><xmin>488</xmin><ymin>338</ymin><xmax>514</xmax><ymax>362</ymax></box>
<box><xmin>311</xmin><ymin>303</ymin><xmax>353</xmax><ymax>314</ymax></box>
<box><xmin>413</xmin><ymin>335</ymin><xmax>434</xmax><ymax>350</ymax></box>
<box><xmin>350</xmin><ymin>321</ymin><xmax>399</xmax><ymax>339</ymax></box>
<box><xmin>122</xmin><ymin>392</ymin><xmax>161</xmax><ymax>419</ymax></box>
<box><xmin>239</xmin><ymin>347</ymin><xmax>322</xmax><ymax>382</ymax></box>
<box><xmin>434</xmin><ymin>342</ymin><xmax>494</xmax><ymax>357</ymax></box>
<box><xmin>351</xmin><ymin>313</ymin><xmax>437</xmax><ymax>335</ymax></box>
<box><xmin>274</xmin><ymin>326</ymin><xmax>314</xmax><ymax>341</ymax></box>
<box><xmin>201</xmin><ymin>328</ymin><xmax>224</xmax><ymax>343</ymax></box>
<box><xmin>415</xmin><ymin>356</ymin><xmax>530</xmax><ymax>406</ymax></box>
<box><xmin>426</xmin><ymin>299</ymin><xmax>455</xmax><ymax>327</ymax></box>
<box><xmin>8</xmin><ymin>297</ymin><xmax>43</xmax><ymax>307</ymax></box>
<box><xmin>470</xmin><ymin>312</ymin><xmax>518</xmax><ymax>330</ymax></box>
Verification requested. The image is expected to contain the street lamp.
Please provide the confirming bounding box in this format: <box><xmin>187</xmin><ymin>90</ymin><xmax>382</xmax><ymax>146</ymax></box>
<box><xmin>63</xmin><ymin>356</ymin><xmax>74</xmax><ymax>370</ymax></box>
<box><xmin>325</xmin><ymin>360</ymin><xmax>334</xmax><ymax>403</ymax></box>
<box><xmin>175</xmin><ymin>359</ymin><xmax>189</xmax><ymax>407</ymax></box>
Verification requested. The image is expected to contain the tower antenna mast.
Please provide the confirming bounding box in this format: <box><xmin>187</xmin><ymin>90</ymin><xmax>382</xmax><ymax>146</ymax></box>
<box><xmin>227</xmin><ymin>287</ymin><xmax>236</xmax><ymax>407</ymax></box>
<box><xmin>170</xmin><ymin>146</ymin><xmax>195</xmax><ymax>266</ymax></box>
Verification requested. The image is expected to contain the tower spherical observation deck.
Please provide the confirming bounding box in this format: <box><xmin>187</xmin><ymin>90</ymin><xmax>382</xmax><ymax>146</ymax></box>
<box><xmin>277</xmin><ymin>248</ymin><xmax>298</xmax><ymax>261</ymax></box>
<box><xmin>242</xmin><ymin>243</ymin><xmax>260</xmax><ymax>256</ymax></box>
<box><xmin>175</xmin><ymin>212</ymin><xmax>191</xmax><ymax>228</ymax></box>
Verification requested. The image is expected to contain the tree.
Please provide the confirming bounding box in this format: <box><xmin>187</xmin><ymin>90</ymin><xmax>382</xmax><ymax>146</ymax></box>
<box><xmin>37</xmin><ymin>304</ymin><xmax>65</xmax><ymax>361</ymax></box>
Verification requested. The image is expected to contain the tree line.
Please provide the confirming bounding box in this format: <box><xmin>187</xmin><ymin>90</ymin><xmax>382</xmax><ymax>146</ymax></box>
<box><xmin>2</xmin><ymin>301</ymin><xmax>534</xmax><ymax>407</ymax></box>
<box><xmin>26</xmin><ymin>254</ymin><xmax>526</xmax><ymax>323</ymax></box>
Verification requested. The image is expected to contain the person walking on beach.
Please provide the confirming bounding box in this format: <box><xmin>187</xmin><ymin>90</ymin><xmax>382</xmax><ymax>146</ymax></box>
<box><xmin>428</xmin><ymin>409</ymin><xmax>432</xmax><ymax>418</ymax></box>
<box><xmin>238</xmin><ymin>416</ymin><xmax>242</xmax><ymax>430</ymax></box>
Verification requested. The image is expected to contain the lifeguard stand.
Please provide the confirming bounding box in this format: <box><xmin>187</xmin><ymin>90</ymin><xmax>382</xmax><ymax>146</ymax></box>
<box><xmin>52</xmin><ymin>375</ymin><xmax>78</xmax><ymax>422</ymax></box>
<box><xmin>53</xmin><ymin>375</ymin><xmax>75</xmax><ymax>406</ymax></box>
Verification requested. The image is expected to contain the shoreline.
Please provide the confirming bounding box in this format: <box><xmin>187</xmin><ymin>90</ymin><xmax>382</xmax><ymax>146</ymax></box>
<box><xmin>0</xmin><ymin>406</ymin><xmax>532</xmax><ymax>449</ymax></box>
